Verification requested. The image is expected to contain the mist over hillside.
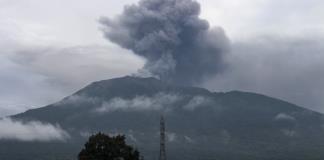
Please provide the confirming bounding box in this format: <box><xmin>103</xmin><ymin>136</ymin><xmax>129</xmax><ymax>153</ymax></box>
<box><xmin>0</xmin><ymin>0</ymin><xmax>324</xmax><ymax>160</ymax></box>
<box><xmin>0</xmin><ymin>76</ymin><xmax>322</xmax><ymax>160</ymax></box>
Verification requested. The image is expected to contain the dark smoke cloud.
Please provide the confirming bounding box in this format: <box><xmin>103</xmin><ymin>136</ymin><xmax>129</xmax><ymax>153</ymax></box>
<box><xmin>100</xmin><ymin>0</ymin><xmax>229</xmax><ymax>85</ymax></box>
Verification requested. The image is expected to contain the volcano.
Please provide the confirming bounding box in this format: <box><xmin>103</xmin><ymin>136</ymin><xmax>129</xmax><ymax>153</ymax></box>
<box><xmin>1</xmin><ymin>76</ymin><xmax>324</xmax><ymax>160</ymax></box>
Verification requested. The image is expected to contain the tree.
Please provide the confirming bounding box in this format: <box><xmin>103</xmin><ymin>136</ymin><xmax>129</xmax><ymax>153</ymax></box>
<box><xmin>78</xmin><ymin>132</ymin><xmax>140</xmax><ymax>160</ymax></box>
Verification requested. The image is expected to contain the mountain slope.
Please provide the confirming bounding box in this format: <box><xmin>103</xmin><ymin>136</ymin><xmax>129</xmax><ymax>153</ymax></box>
<box><xmin>2</xmin><ymin>76</ymin><xmax>324</xmax><ymax>160</ymax></box>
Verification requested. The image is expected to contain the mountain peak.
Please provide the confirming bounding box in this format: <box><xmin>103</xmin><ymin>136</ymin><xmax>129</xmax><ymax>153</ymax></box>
<box><xmin>8</xmin><ymin>76</ymin><xmax>324</xmax><ymax>160</ymax></box>
<box><xmin>91</xmin><ymin>76</ymin><xmax>162</xmax><ymax>85</ymax></box>
<box><xmin>73</xmin><ymin>76</ymin><xmax>211</xmax><ymax>100</ymax></box>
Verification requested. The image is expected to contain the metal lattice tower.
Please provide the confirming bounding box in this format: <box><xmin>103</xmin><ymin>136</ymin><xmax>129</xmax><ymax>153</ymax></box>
<box><xmin>159</xmin><ymin>115</ymin><xmax>166</xmax><ymax>160</ymax></box>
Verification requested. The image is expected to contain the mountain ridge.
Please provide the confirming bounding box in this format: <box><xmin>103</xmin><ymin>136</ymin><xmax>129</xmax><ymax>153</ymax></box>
<box><xmin>14</xmin><ymin>76</ymin><xmax>318</xmax><ymax>118</ymax></box>
<box><xmin>3</xmin><ymin>76</ymin><xmax>324</xmax><ymax>160</ymax></box>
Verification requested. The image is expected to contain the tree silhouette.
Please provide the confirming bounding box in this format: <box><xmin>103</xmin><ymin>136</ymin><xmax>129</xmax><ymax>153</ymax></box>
<box><xmin>78</xmin><ymin>132</ymin><xmax>140</xmax><ymax>160</ymax></box>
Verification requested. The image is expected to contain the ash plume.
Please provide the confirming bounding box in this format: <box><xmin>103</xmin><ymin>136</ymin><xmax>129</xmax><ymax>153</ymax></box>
<box><xmin>100</xmin><ymin>0</ymin><xmax>229</xmax><ymax>85</ymax></box>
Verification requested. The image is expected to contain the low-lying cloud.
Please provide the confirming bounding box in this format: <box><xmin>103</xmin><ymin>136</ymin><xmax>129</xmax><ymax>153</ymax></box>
<box><xmin>94</xmin><ymin>92</ymin><xmax>216</xmax><ymax>113</ymax></box>
<box><xmin>0</xmin><ymin>118</ymin><xmax>69</xmax><ymax>141</ymax></box>
<box><xmin>183</xmin><ymin>96</ymin><xmax>213</xmax><ymax>111</ymax></box>
<box><xmin>96</xmin><ymin>93</ymin><xmax>181</xmax><ymax>112</ymax></box>
<box><xmin>275</xmin><ymin>113</ymin><xmax>296</xmax><ymax>121</ymax></box>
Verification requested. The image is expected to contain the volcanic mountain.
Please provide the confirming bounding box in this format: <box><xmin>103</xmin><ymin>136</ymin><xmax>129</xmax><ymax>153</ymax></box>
<box><xmin>1</xmin><ymin>76</ymin><xmax>324</xmax><ymax>160</ymax></box>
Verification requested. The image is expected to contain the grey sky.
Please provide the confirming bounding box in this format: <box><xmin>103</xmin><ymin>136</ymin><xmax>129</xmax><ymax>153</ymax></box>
<box><xmin>0</xmin><ymin>0</ymin><xmax>324</xmax><ymax>116</ymax></box>
<box><xmin>203</xmin><ymin>35</ymin><xmax>324</xmax><ymax>112</ymax></box>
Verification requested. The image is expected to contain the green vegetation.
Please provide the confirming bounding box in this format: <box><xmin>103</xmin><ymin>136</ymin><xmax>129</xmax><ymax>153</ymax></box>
<box><xmin>79</xmin><ymin>133</ymin><xmax>140</xmax><ymax>160</ymax></box>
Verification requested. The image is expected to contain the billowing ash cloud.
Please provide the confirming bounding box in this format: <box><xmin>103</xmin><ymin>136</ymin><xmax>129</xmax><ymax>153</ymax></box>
<box><xmin>0</xmin><ymin>118</ymin><xmax>69</xmax><ymax>141</ymax></box>
<box><xmin>100</xmin><ymin>0</ymin><xmax>229</xmax><ymax>85</ymax></box>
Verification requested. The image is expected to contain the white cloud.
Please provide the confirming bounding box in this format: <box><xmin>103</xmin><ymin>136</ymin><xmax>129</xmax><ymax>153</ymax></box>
<box><xmin>274</xmin><ymin>113</ymin><xmax>296</xmax><ymax>121</ymax></box>
<box><xmin>166</xmin><ymin>132</ymin><xmax>177</xmax><ymax>142</ymax></box>
<box><xmin>96</xmin><ymin>93</ymin><xmax>215</xmax><ymax>113</ymax></box>
<box><xmin>183</xmin><ymin>96</ymin><xmax>212</xmax><ymax>111</ymax></box>
<box><xmin>0</xmin><ymin>118</ymin><xmax>69</xmax><ymax>141</ymax></box>
<box><xmin>96</xmin><ymin>93</ymin><xmax>182</xmax><ymax>112</ymax></box>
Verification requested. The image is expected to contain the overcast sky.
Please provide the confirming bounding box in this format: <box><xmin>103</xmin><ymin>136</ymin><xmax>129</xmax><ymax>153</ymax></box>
<box><xmin>0</xmin><ymin>0</ymin><xmax>324</xmax><ymax>117</ymax></box>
